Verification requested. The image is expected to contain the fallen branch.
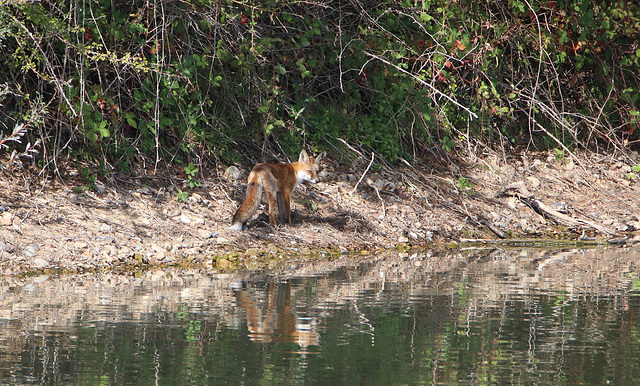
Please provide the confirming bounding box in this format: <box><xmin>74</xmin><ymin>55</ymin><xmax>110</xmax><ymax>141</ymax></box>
<box><xmin>500</xmin><ymin>180</ymin><xmax>618</xmax><ymax>236</ymax></box>
<box><xmin>351</xmin><ymin>152</ymin><xmax>375</xmax><ymax>195</ymax></box>
<box><xmin>478</xmin><ymin>217</ymin><xmax>507</xmax><ymax>239</ymax></box>
<box><xmin>442</xmin><ymin>202</ymin><xmax>506</xmax><ymax>239</ymax></box>
<box><xmin>522</xmin><ymin>197</ymin><xmax>617</xmax><ymax>236</ymax></box>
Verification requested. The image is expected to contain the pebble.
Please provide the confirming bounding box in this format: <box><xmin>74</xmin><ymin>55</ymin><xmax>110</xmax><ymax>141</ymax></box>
<box><xmin>23</xmin><ymin>244</ymin><xmax>40</xmax><ymax>257</ymax></box>
<box><xmin>138</xmin><ymin>186</ymin><xmax>153</xmax><ymax>195</ymax></box>
<box><xmin>188</xmin><ymin>193</ymin><xmax>203</xmax><ymax>205</ymax></box>
<box><xmin>102</xmin><ymin>245</ymin><xmax>117</xmax><ymax>256</ymax></box>
<box><xmin>198</xmin><ymin>230</ymin><xmax>217</xmax><ymax>239</ymax></box>
<box><xmin>178</xmin><ymin>240</ymin><xmax>194</xmax><ymax>249</ymax></box>
<box><xmin>618</xmin><ymin>163</ymin><xmax>632</xmax><ymax>173</ymax></box>
<box><xmin>81</xmin><ymin>250</ymin><xmax>93</xmax><ymax>260</ymax></box>
<box><xmin>616</xmin><ymin>223</ymin><xmax>630</xmax><ymax>232</ymax></box>
<box><xmin>0</xmin><ymin>242</ymin><xmax>13</xmax><ymax>252</ymax></box>
<box><xmin>153</xmin><ymin>248</ymin><xmax>166</xmax><ymax>260</ymax></box>
<box><xmin>165</xmin><ymin>208</ymin><xmax>181</xmax><ymax>218</ymax></box>
<box><xmin>32</xmin><ymin>258</ymin><xmax>50</xmax><ymax>269</ymax></box>
<box><xmin>72</xmin><ymin>241</ymin><xmax>89</xmax><ymax>249</ymax></box>
<box><xmin>94</xmin><ymin>182</ymin><xmax>107</xmax><ymax>194</ymax></box>
<box><xmin>0</xmin><ymin>212</ymin><xmax>12</xmax><ymax>226</ymax></box>
<box><xmin>549</xmin><ymin>202</ymin><xmax>567</xmax><ymax>213</ymax></box>
<box><xmin>629</xmin><ymin>221</ymin><xmax>640</xmax><ymax>231</ymax></box>
<box><xmin>525</xmin><ymin>176</ymin><xmax>540</xmax><ymax>188</ymax></box>
<box><xmin>424</xmin><ymin>231</ymin><xmax>434</xmax><ymax>242</ymax></box>
<box><xmin>179</xmin><ymin>214</ymin><xmax>192</xmax><ymax>224</ymax></box>
<box><xmin>191</xmin><ymin>216</ymin><xmax>205</xmax><ymax>225</ymax></box>
<box><xmin>183</xmin><ymin>247</ymin><xmax>199</xmax><ymax>255</ymax></box>
<box><xmin>223</xmin><ymin>166</ymin><xmax>243</xmax><ymax>180</ymax></box>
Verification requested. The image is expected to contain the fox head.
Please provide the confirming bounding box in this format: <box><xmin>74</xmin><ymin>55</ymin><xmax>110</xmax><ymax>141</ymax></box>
<box><xmin>295</xmin><ymin>150</ymin><xmax>324</xmax><ymax>184</ymax></box>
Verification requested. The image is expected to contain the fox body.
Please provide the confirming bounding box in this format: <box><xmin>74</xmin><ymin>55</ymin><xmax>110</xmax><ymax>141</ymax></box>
<box><xmin>231</xmin><ymin>150</ymin><xmax>322</xmax><ymax>231</ymax></box>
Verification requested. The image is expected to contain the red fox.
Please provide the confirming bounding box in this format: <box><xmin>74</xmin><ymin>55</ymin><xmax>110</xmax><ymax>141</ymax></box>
<box><xmin>230</xmin><ymin>150</ymin><xmax>323</xmax><ymax>231</ymax></box>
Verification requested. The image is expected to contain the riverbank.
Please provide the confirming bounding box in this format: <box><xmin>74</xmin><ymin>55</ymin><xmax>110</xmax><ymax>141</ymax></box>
<box><xmin>1</xmin><ymin>149</ymin><xmax>639</xmax><ymax>275</ymax></box>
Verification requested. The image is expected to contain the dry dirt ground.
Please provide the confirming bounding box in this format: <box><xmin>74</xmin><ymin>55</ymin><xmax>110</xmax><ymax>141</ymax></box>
<box><xmin>1</xmin><ymin>149</ymin><xmax>639</xmax><ymax>275</ymax></box>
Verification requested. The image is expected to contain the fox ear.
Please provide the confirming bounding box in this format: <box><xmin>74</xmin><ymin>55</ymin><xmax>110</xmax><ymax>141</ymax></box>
<box><xmin>298</xmin><ymin>149</ymin><xmax>309</xmax><ymax>163</ymax></box>
<box><xmin>315</xmin><ymin>151</ymin><xmax>325</xmax><ymax>164</ymax></box>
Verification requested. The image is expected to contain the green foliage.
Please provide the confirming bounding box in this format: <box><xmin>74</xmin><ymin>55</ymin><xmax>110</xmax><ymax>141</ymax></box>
<box><xmin>629</xmin><ymin>164</ymin><xmax>640</xmax><ymax>181</ymax></box>
<box><xmin>175</xmin><ymin>188</ymin><xmax>189</xmax><ymax>203</ymax></box>
<box><xmin>440</xmin><ymin>137</ymin><xmax>456</xmax><ymax>153</ymax></box>
<box><xmin>184</xmin><ymin>162</ymin><xmax>201</xmax><ymax>188</ymax></box>
<box><xmin>0</xmin><ymin>86</ymin><xmax>41</xmax><ymax>162</ymax></box>
<box><xmin>457</xmin><ymin>177</ymin><xmax>475</xmax><ymax>194</ymax></box>
<box><xmin>301</xmin><ymin>198</ymin><xmax>318</xmax><ymax>213</ymax></box>
<box><xmin>1</xmin><ymin>0</ymin><xmax>638</xmax><ymax>172</ymax></box>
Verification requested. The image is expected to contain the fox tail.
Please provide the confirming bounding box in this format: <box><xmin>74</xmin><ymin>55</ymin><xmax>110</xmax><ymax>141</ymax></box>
<box><xmin>230</xmin><ymin>181</ymin><xmax>262</xmax><ymax>231</ymax></box>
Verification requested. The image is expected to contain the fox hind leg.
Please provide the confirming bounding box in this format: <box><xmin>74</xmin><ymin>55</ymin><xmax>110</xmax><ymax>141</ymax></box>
<box><xmin>277</xmin><ymin>192</ymin><xmax>287</xmax><ymax>220</ymax></box>
<box><xmin>265</xmin><ymin>188</ymin><xmax>278</xmax><ymax>227</ymax></box>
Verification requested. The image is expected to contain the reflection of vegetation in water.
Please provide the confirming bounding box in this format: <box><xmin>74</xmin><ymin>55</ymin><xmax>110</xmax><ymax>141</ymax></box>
<box><xmin>1</xmin><ymin>248</ymin><xmax>640</xmax><ymax>384</ymax></box>
<box><xmin>185</xmin><ymin>320</ymin><xmax>201</xmax><ymax>342</ymax></box>
<box><xmin>632</xmin><ymin>276</ymin><xmax>640</xmax><ymax>292</ymax></box>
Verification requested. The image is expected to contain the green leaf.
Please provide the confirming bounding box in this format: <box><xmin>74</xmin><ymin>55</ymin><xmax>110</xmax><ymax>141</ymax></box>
<box><xmin>160</xmin><ymin>116</ymin><xmax>172</xmax><ymax>126</ymax></box>
<box><xmin>420</xmin><ymin>12</ymin><xmax>432</xmax><ymax>22</ymax></box>
<box><xmin>275</xmin><ymin>64</ymin><xmax>286</xmax><ymax>75</ymax></box>
<box><xmin>126</xmin><ymin>117</ymin><xmax>138</xmax><ymax>129</ymax></box>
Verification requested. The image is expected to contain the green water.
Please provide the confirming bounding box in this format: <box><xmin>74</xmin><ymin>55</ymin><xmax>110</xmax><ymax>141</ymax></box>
<box><xmin>1</xmin><ymin>247</ymin><xmax>639</xmax><ymax>384</ymax></box>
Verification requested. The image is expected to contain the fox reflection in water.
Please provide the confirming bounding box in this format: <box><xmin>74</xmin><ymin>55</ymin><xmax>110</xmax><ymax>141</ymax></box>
<box><xmin>233</xmin><ymin>282</ymin><xmax>319</xmax><ymax>348</ymax></box>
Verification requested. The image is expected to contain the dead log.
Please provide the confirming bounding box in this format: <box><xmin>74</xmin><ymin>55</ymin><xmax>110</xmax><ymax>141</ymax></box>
<box><xmin>500</xmin><ymin>180</ymin><xmax>618</xmax><ymax>236</ymax></box>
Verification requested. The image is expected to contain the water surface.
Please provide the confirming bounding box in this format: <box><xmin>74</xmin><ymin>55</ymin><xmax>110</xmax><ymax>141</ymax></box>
<box><xmin>1</xmin><ymin>246</ymin><xmax>639</xmax><ymax>384</ymax></box>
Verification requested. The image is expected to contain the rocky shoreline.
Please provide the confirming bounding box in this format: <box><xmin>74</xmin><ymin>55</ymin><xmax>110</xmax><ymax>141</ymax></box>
<box><xmin>1</xmin><ymin>149</ymin><xmax>639</xmax><ymax>275</ymax></box>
